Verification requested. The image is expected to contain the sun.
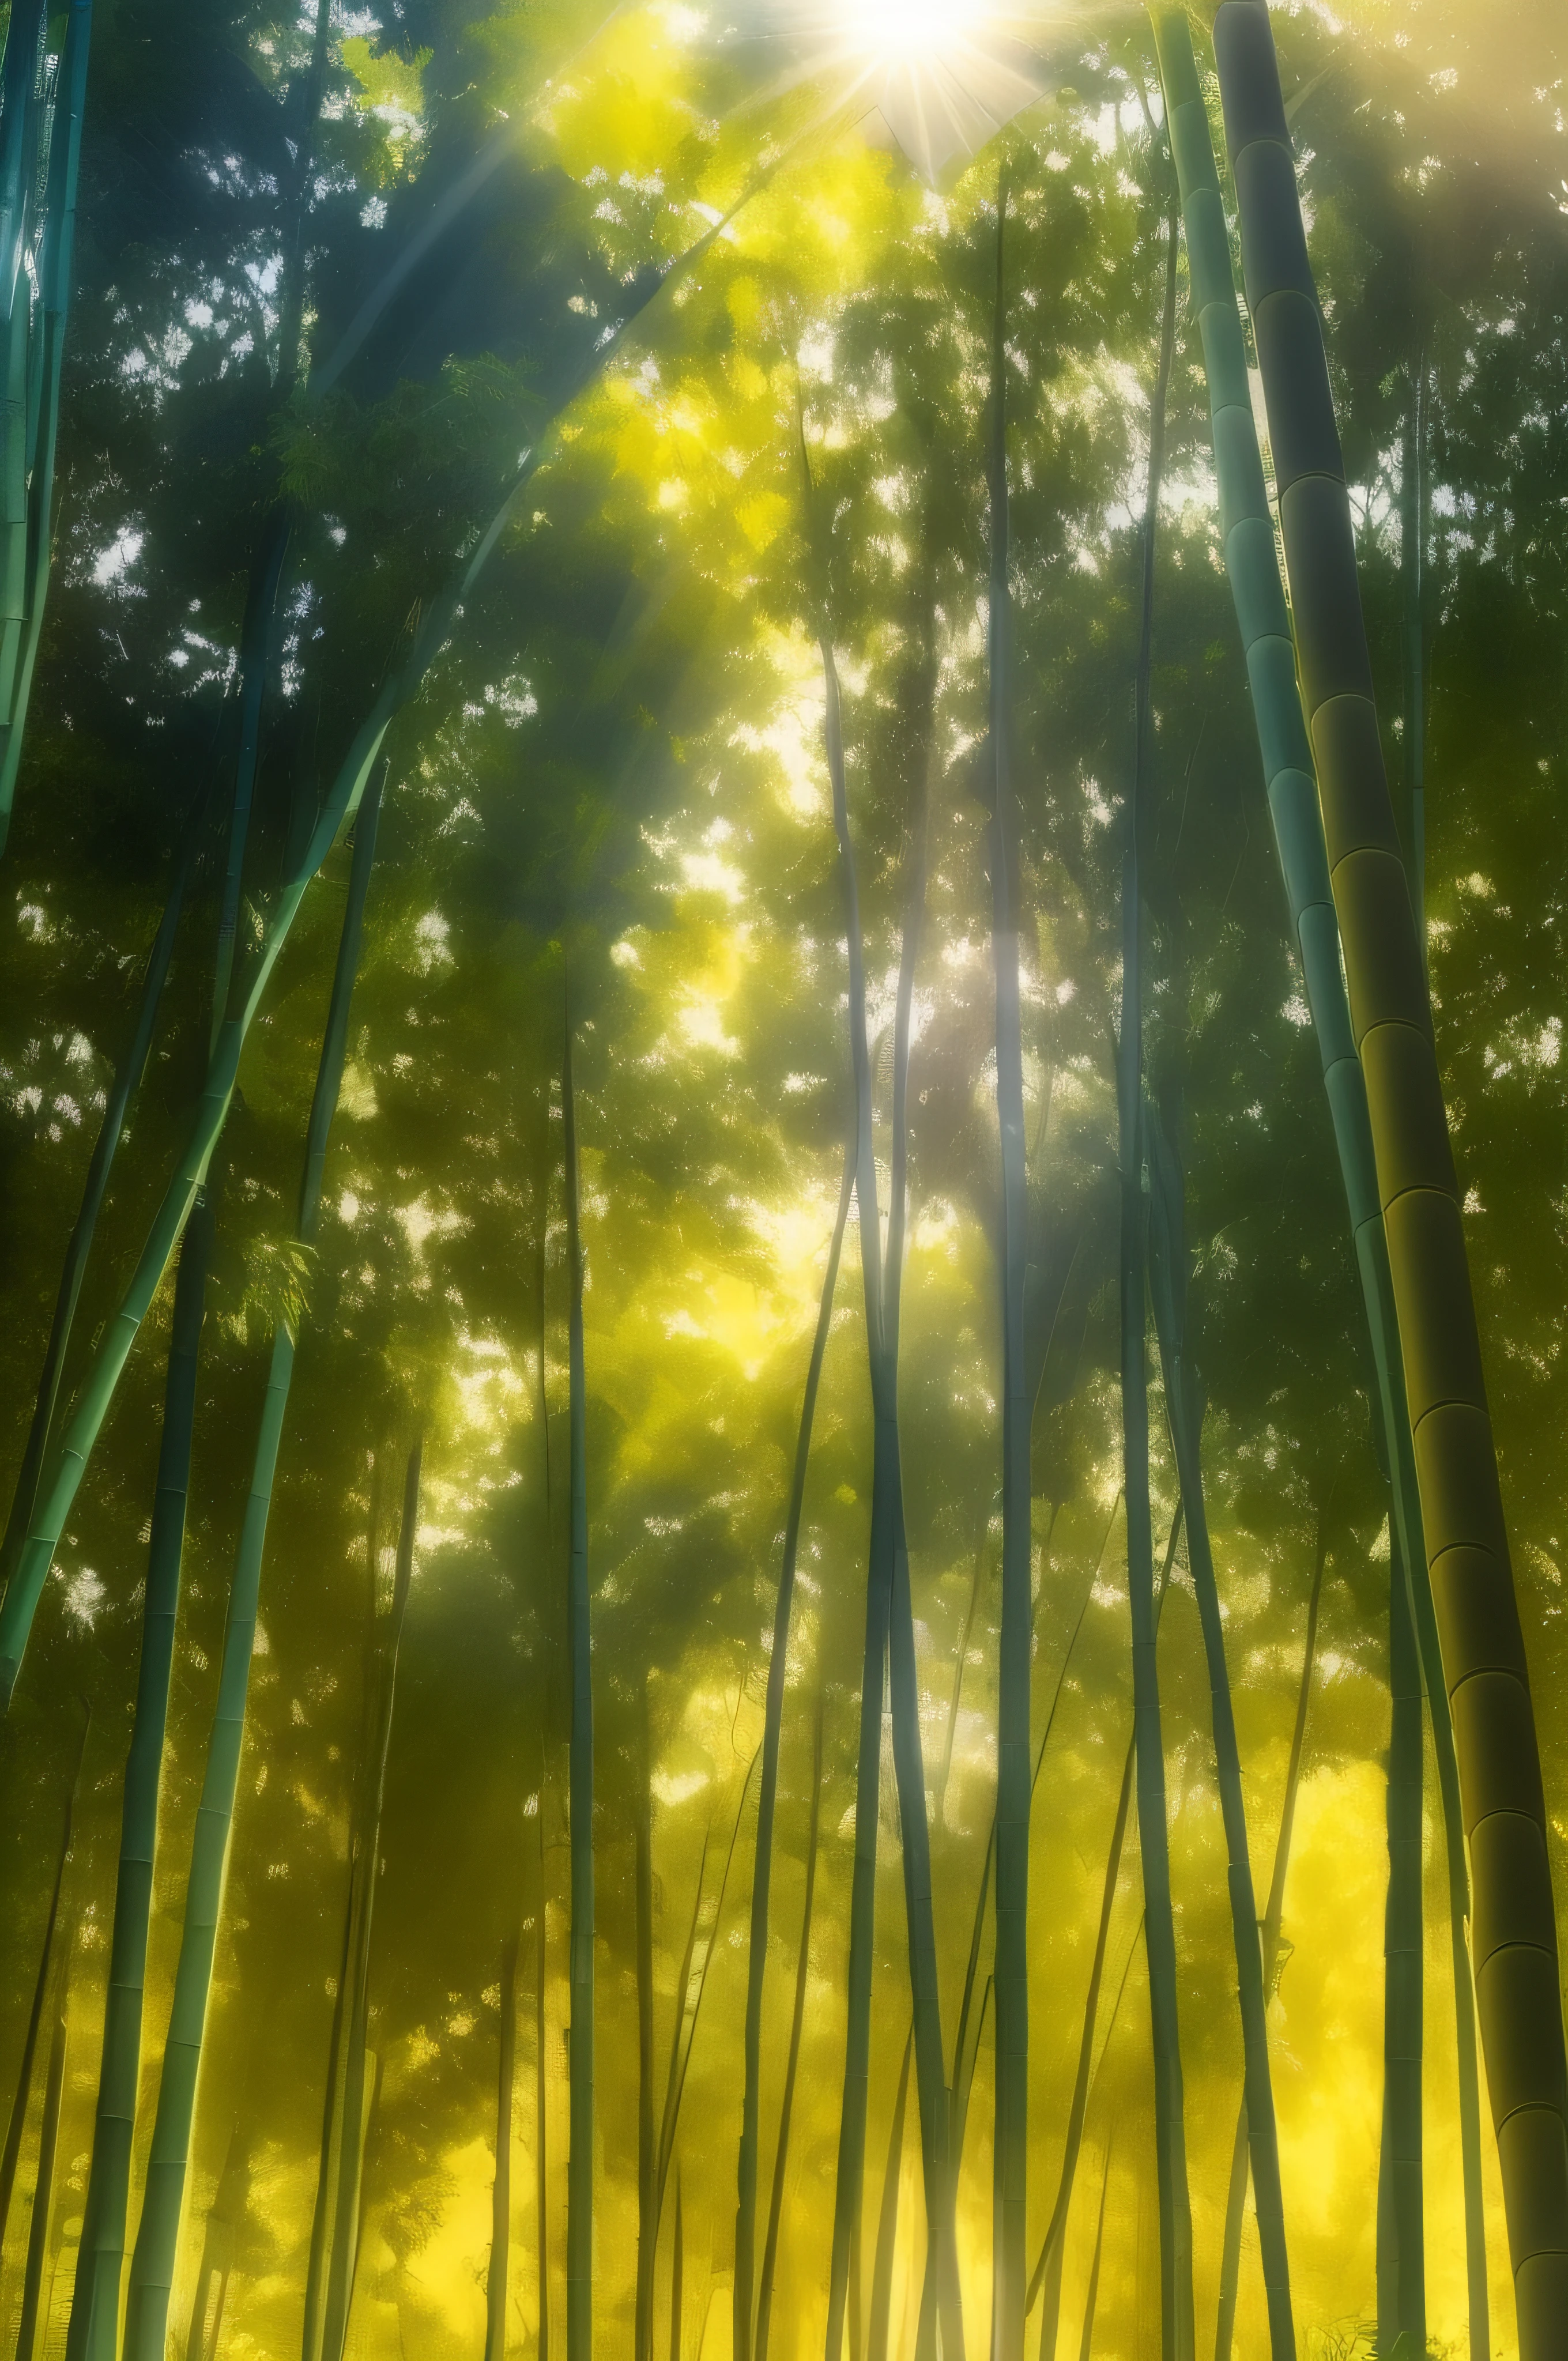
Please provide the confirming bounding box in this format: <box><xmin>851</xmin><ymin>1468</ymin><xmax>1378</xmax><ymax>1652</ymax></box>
<box><xmin>838</xmin><ymin>0</ymin><xmax>989</xmax><ymax>67</ymax></box>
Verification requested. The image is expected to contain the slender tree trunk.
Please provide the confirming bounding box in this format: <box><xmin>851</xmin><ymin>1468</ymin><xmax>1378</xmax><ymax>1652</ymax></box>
<box><xmin>128</xmin><ymin>778</ymin><xmax>383</xmax><ymax>2361</ymax></box>
<box><xmin>563</xmin><ymin>1008</ymin><xmax>594</xmax><ymax>2361</ymax></box>
<box><xmin>868</xmin><ymin>2032</ymin><xmax>913</xmax><ymax>2361</ymax></box>
<box><xmin>1214</xmin><ymin>1510</ymin><xmax>1328</xmax><ymax>2361</ymax></box>
<box><xmin>1378</xmin><ymin>1526</ymin><xmax>1425</xmax><ymax>2355</ymax></box>
<box><xmin>0</xmin><ymin>1704</ymin><xmax>88</xmax><ymax>2250</ymax></box>
<box><xmin>1</xmin><ymin>784</ymin><xmax>206</xmax><ymax>1591</ymax></box>
<box><xmin>669</xmin><ymin>2178</ymin><xmax>683</xmax><ymax>2361</ymax></box>
<box><xmin>1117</xmin><ymin>183</ymin><xmax>1193</xmax><ymax>2361</ymax></box>
<box><xmin>986</xmin><ymin>159</ymin><xmax>1032</xmax><ymax>2361</ymax></box>
<box><xmin>937</xmin><ymin>1506</ymin><xmax>993</xmax><ymax>1821</ymax></box>
<box><xmin>1212</xmin><ymin>12</ymin><xmax>1566</xmax><ymax>2345</ymax></box>
<box><xmin>1152</xmin><ymin>16</ymin><xmax>1490</xmax><ymax>2346</ymax></box>
<box><xmin>64</xmin><ymin>1184</ymin><xmax>216</xmax><ymax>2361</ymax></box>
<box><xmin>1077</xmin><ymin>2143</ymin><xmax>1113</xmax><ymax>2361</ymax></box>
<box><xmin>486</xmin><ymin>1932</ymin><xmax>520</xmax><ymax>2361</ymax></box>
<box><xmin>15</xmin><ymin>1998</ymin><xmax>67</xmax><ymax>2361</ymax></box>
<box><xmin>735</xmin><ymin>1141</ymin><xmax>853</xmax><ymax>2361</ymax></box>
<box><xmin>302</xmin><ymin>1843</ymin><xmax>361</xmax><ymax>2361</ymax></box>
<box><xmin>1146</xmin><ymin>1109</ymin><xmax>1294</xmax><ymax>2358</ymax></box>
<box><xmin>755</xmin><ymin>1690</ymin><xmax>824</xmax><ymax>2361</ymax></box>
<box><xmin>637</xmin><ymin>1714</ymin><xmax>658</xmax><ymax>2361</ymax></box>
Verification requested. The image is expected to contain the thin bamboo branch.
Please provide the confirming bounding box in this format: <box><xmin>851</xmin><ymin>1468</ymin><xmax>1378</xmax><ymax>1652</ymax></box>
<box><xmin>563</xmin><ymin>1001</ymin><xmax>593</xmax><ymax>2361</ymax></box>
<box><xmin>755</xmin><ymin>1690</ymin><xmax>824</xmax><ymax>2361</ymax></box>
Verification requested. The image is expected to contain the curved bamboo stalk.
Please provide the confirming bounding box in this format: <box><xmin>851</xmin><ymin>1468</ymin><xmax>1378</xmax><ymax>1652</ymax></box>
<box><xmin>125</xmin><ymin>778</ymin><xmax>384</xmax><ymax>2361</ymax></box>
<box><xmin>986</xmin><ymin>159</ymin><xmax>1031</xmax><ymax>2361</ymax></box>
<box><xmin>1145</xmin><ymin>1107</ymin><xmax>1294</xmax><ymax>2356</ymax></box>
<box><xmin>0</xmin><ymin>1702</ymin><xmax>87</xmax><ymax>2250</ymax></box>
<box><xmin>1</xmin><ymin>783</ymin><xmax>208</xmax><ymax>1591</ymax></box>
<box><xmin>754</xmin><ymin>1689</ymin><xmax>824</xmax><ymax>2361</ymax></box>
<box><xmin>63</xmin><ymin>1185</ymin><xmax>216</xmax><ymax>2361</ymax></box>
<box><xmin>0</xmin><ymin>182</ymin><xmax>779</xmax><ymax>1707</ymax></box>
<box><xmin>485</xmin><ymin>1930</ymin><xmax>521</xmax><ymax>2361</ymax></box>
<box><xmin>563</xmin><ymin>1006</ymin><xmax>593</xmax><ymax>2361</ymax></box>
<box><xmin>734</xmin><ymin>1140</ymin><xmax>854</xmax><ymax>2361</ymax></box>
<box><xmin>1117</xmin><ymin>177</ymin><xmax>1193</xmax><ymax>2361</ymax></box>
<box><xmin>868</xmin><ymin>2031</ymin><xmax>914</xmax><ymax>2361</ymax></box>
<box><xmin>1214</xmin><ymin>1507</ymin><xmax>1328</xmax><ymax>2360</ymax></box>
<box><xmin>1151</xmin><ymin>14</ymin><xmax>1488</xmax><ymax>2346</ymax></box>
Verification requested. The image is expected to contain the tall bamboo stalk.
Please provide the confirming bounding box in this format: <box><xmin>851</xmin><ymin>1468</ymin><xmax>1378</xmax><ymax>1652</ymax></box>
<box><xmin>0</xmin><ymin>0</ymin><xmax>91</xmax><ymax>856</ymax></box>
<box><xmin>1077</xmin><ymin>2141</ymin><xmax>1113</xmax><ymax>2361</ymax></box>
<box><xmin>301</xmin><ymin>1835</ymin><xmax>361</xmax><ymax>2361</ymax></box>
<box><xmin>16</xmin><ymin>1990</ymin><xmax>69</xmax><ymax>2361</ymax></box>
<box><xmin>1117</xmin><ymin>178</ymin><xmax>1193</xmax><ymax>2361</ymax></box>
<box><xmin>0</xmin><ymin>192</ymin><xmax>766</xmax><ymax>1705</ymax></box>
<box><xmin>754</xmin><ymin>1689</ymin><xmax>824</xmax><ymax>2361</ymax></box>
<box><xmin>1152</xmin><ymin>14</ymin><xmax>1490</xmax><ymax>2345</ymax></box>
<box><xmin>669</xmin><ymin>2177</ymin><xmax>683</xmax><ymax>2361</ymax></box>
<box><xmin>1145</xmin><ymin>1107</ymin><xmax>1294</xmax><ymax>2356</ymax></box>
<box><xmin>1</xmin><ymin>785</ymin><xmax>206</xmax><ymax>1590</ymax></box>
<box><xmin>563</xmin><ymin>1008</ymin><xmax>593</xmax><ymax>2361</ymax></box>
<box><xmin>867</xmin><ymin>2031</ymin><xmax>913</xmax><ymax>2361</ymax></box>
<box><xmin>734</xmin><ymin>1141</ymin><xmax>853</xmax><ymax>2361</ymax></box>
<box><xmin>182</xmin><ymin>2125</ymin><xmax>251</xmax><ymax>2361</ymax></box>
<box><xmin>1378</xmin><ymin>1521</ymin><xmax>1425</xmax><ymax>2354</ymax></box>
<box><xmin>637</xmin><ymin>1712</ymin><xmax>658</xmax><ymax>2361</ymax></box>
<box><xmin>0</xmin><ymin>1703</ymin><xmax>87</xmax><ymax>2251</ymax></box>
<box><xmin>1214</xmin><ymin>1508</ymin><xmax>1328</xmax><ymax>2361</ymax></box>
<box><xmin>486</xmin><ymin>1930</ymin><xmax>520</xmax><ymax>2361</ymax></box>
<box><xmin>63</xmin><ymin>1185</ymin><xmax>216</xmax><ymax>2361</ymax></box>
<box><xmin>986</xmin><ymin>158</ymin><xmax>1031</xmax><ymax>2361</ymax></box>
<box><xmin>536</xmin><ymin>1767</ymin><xmax>551</xmax><ymax>2361</ymax></box>
<box><xmin>1401</xmin><ymin>360</ymin><xmax>1426</xmax><ymax>962</ymax></box>
<box><xmin>319</xmin><ymin>1439</ymin><xmax>420</xmax><ymax>2361</ymax></box>
<box><xmin>1029</xmin><ymin>1504</ymin><xmax>1182</xmax><ymax>2361</ymax></box>
<box><xmin>126</xmin><ymin>778</ymin><xmax>384</xmax><ymax>2361</ymax></box>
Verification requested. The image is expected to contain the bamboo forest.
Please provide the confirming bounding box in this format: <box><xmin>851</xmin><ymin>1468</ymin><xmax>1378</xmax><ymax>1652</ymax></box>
<box><xmin>4</xmin><ymin>0</ymin><xmax>1568</xmax><ymax>2354</ymax></box>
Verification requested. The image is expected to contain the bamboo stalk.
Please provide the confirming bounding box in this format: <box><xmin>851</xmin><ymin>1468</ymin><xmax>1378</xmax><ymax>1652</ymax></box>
<box><xmin>1378</xmin><ymin>1519</ymin><xmax>1425</xmax><ymax>2353</ymax></box>
<box><xmin>0</xmin><ymin>0</ymin><xmax>48</xmax><ymax>737</ymax></box>
<box><xmin>182</xmin><ymin>2125</ymin><xmax>251</xmax><ymax>2361</ymax></box>
<box><xmin>563</xmin><ymin>1006</ymin><xmax>593</xmax><ymax>2361</ymax></box>
<box><xmin>637</xmin><ymin>1714</ymin><xmax>658</xmax><ymax>2361</ymax></box>
<box><xmin>1</xmin><ymin>783</ymin><xmax>207</xmax><ymax>1591</ymax></box>
<box><xmin>734</xmin><ymin>1140</ymin><xmax>853</xmax><ymax>2361</ymax></box>
<box><xmin>1214</xmin><ymin>1508</ymin><xmax>1328</xmax><ymax>2361</ymax></box>
<box><xmin>126</xmin><ymin>778</ymin><xmax>384</xmax><ymax>2361</ymax></box>
<box><xmin>669</xmin><ymin>2177</ymin><xmax>683</xmax><ymax>2361</ymax></box>
<box><xmin>63</xmin><ymin>1185</ymin><xmax>217</xmax><ymax>2361</ymax></box>
<box><xmin>1028</xmin><ymin>1506</ymin><xmax>1182</xmax><ymax>2360</ymax></box>
<box><xmin>0</xmin><ymin>1703</ymin><xmax>88</xmax><ymax>2251</ymax></box>
<box><xmin>1117</xmin><ymin>173</ymin><xmax>1193</xmax><ymax>2361</ymax></box>
<box><xmin>485</xmin><ymin>1931</ymin><xmax>521</xmax><ymax>2361</ymax></box>
<box><xmin>14</xmin><ymin>1997</ymin><xmax>67</xmax><ymax>2361</ymax></box>
<box><xmin>867</xmin><ymin>2031</ymin><xmax>913</xmax><ymax>2361</ymax></box>
<box><xmin>986</xmin><ymin>157</ymin><xmax>1031</xmax><ymax>2361</ymax></box>
<box><xmin>301</xmin><ymin>1838</ymin><xmax>361</xmax><ymax>2361</ymax></box>
<box><xmin>0</xmin><ymin>0</ymin><xmax>92</xmax><ymax>854</ymax></box>
<box><xmin>1151</xmin><ymin>14</ymin><xmax>1488</xmax><ymax>2345</ymax></box>
<box><xmin>1145</xmin><ymin>1106</ymin><xmax>1295</xmax><ymax>2356</ymax></box>
<box><xmin>754</xmin><ymin>1689</ymin><xmax>824</xmax><ymax>2361</ymax></box>
<box><xmin>0</xmin><ymin>190</ymin><xmax>770</xmax><ymax>1704</ymax></box>
<box><xmin>536</xmin><ymin>1768</ymin><xmax>551</xmax><ymax>2361</ymax></box>
<box><xmin>1077</xmin><ymin>2139</ymin><xmax>1113</xmax><ymax>2361</ymax></box>
<box><xmin>320</xmin><ymin>1439</ymin><xmax>419</xmax><ymax>2361</ymax></box>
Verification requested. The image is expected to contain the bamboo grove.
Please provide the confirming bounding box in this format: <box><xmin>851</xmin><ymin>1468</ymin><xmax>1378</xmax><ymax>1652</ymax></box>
<box><xmin>2</xmin><ymin>0</ymin><xmax>1567</xmax><ymax>2358</ymax></box>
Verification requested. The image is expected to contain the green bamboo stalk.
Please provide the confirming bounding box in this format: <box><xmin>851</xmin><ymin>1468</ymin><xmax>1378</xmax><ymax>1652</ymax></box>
<box><xmin>536</xmin><ymin>1766</ymin><xmax>551</xmax><ymax>2361</ymax></box>
<box><xmin>563</xmin><ymin>1006</ymin><xmax>593</xmax><ymax>2361</ymax></box>
<box><xmin>1078</xmin><ymin>2139</ymin><xmax>1113</xmax><ymax>2361</ymax></box>
<box><xmin>637</xmin><ymin>1715</ymin><xmax>657</xmax><ymax>2361</ymax></box>
<box><xmin>63</xmin><ymin>1183</ymin><xmax>216</xmax><ymax>2361</ymax></box>
<box><xmin>485</xmin><ymin>1930</ymin><xmax>520</xmax><ymax>2361</ymax></box>
<box><xmin>1117</xmin><ymin>172</ymin><xmax>1193</xmax><ymax>2361</ymax></box>
<box><xmin>0</xmin><ymin>186</ymin><xmax>768</xmax><ymax>1704</ymax></box>
<box><xmin>0</xmin><ymin>1703</ymin><xmax>87</xmax><ymax>2251</ymax></box>
<box><xmin>669</xmin><ymin>2177</ymin><xmax>683</xmax><ymax>2361</ymax></box>
<box><xmin>986</xmin><ymin>159</ymin><xmax>1031</xmax><ymax>2361</ymax></box>
<box><xmin>1214</xmin><ymin>1507</ymin><xmax>1328</xmax><ymax>2361</ymax></box>
<box><xmin>125</xmin><ymin>777</ymin><xmax>383</xmax><ymax>2361</ymax></box>
<box><xmin>1145</xmin><ymin>1107</ymin><xmax>1294</xmax><ymax>2357</ymax></box>
<box><xmin>1378</xmin><ymin>1519</ymin><xmax>1425</xmax><ymax>2355</ymax></box>
<box><xmin>659</xmin><ymin>1752</ymin><xmax>763</xmax><ymax>2232</ymax></box>
<box><xmin>867</xmin><ymin>2031</ymin><xmax>913</xmax><ymax>2361</ymax></box>
<box><xmin>936</xmin><ymin>1506</ymin><xmax>993</xmax><ymax>1820</ymax></box>
<box><xmin>657</xmin><ymin>1829</ymin><xmax>712</xmax><ymax>2223</ymax></box>
<box><xmin>320</xmin><ymin>1439</ymin><xmax>419</xmax><ymax>2361</ymax></box>
<box><xmin>754</xmin><ymin>1688</ymin><xmax>824</xmax><ymax>2361</ymax></box>
<box><xmin>1152</xmin><ymin>16</ymin><xmax>1490</xmax><ymax>2343</ymax></box>
<box><xmin>0</xmin><ymin>0</ymin><xmax>46</xmax><ymax>730</ymax></box>
<box><xmin>1401</xmin><ymin>360</ymin><xmax>1426</xmax><ymax>963</ymax></box>
<box><xmin>0</xmin><ymin>0</ymin><xmax>92</xmax><ymax>854</ymax></box>
<box><xmin>734</xmin><ymin>1140</ymin><xmax>853</xmax><ymax>2361</ymax></box>
<box><xmin>182</xmin><ymin>2126</ymin><xmax>251</xmax><ymax>2361</ymax></box>
<box><xmin>15</xmin><ymin>1994</ymin><xmax>67</xmax><ymax>2361</ymax></box>
<box><xmin>1</xmin><ymin>783</ymin><xmax>207</xmax><ymax>1591</ymax></box>
<box><xmin>301</xmin><ymin>1838</ymin><xmax>361</xmax><ymax>2361</ymax></box>
<box><xmin>1029</xmin><ymin>1507</ymin><xmax>1183</xmax><ymax>2361</ymax></box>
